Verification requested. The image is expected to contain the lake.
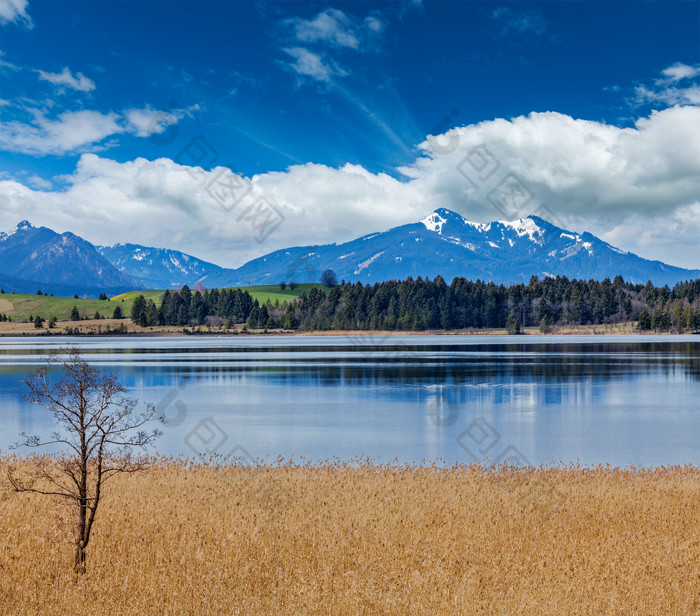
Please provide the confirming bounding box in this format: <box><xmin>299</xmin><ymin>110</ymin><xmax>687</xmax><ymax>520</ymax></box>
<box><xmin>1</xmin><ymin>334</ymin><xmax>699</xmax><ymax>467</ymax></box>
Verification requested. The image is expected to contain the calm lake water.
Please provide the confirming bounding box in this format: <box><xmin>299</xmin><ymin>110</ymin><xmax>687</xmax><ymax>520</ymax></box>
<box><xmin>1</xmin><ymin>334</ymin><xmax>699</xmax><ymax>467</ymax></box>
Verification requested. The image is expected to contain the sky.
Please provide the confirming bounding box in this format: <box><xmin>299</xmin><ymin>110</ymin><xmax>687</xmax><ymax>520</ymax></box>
<box><xmin>0</xmin><ymin>0</ymin><xmax>699</xmax><ymax>270</ymax></box>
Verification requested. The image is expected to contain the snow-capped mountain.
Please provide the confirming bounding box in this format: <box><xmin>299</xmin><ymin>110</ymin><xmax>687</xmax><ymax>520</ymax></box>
<box><xmin>215</xmin><ymin>208</ymin><xmax>700</xmax><ymax>287</ymax></box>
<box><xmin>97</xmin><ymin>243</ymin><xmax>226</xmax><ymax>289</ymax></box>
<box><xmin>3</xmin><ymin>211</ymin><xmax>699</xmax><ymax>296</ymax></box>
<box><xmin>0</xmin><ymin>221</ymin><xmax>141</xmax><ymax>296</ymax></box>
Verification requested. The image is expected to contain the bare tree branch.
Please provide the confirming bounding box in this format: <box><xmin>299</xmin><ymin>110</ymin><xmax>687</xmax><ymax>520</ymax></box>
<box><xmin>7</xmin><ymin>347</ymin><xmax>163</xmax><ymax>574</ymax></box>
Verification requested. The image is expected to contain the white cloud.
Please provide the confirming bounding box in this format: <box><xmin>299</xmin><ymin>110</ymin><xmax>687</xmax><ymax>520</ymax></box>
<box><xmin>282</xmin><ymin>47</ymin><xmax>345</xmax><ymax>84</ymax></box>
<box><xmin>598</xmin><ymin>202</ymin><xmax>700</xmax><ymax>268</ymax></box>
<box><xmin>0</xmin><ymin>104</ymin><xmax>198</xmax><ymax>156</ymax></box>
<box><xmin>280</xmin><ymin>8</ymin><xmax>386</xmax><ymax>85</ymax></box>
<box><xmin>36</xmin><ymin>67</ymin><xmax>96</xmax><ymax>93</ymax></box>
<box><xmin>285</xmin><ymin>8</ymin><xmax>385</xmax><ymax>50</ymax></box>
<box><xmin>0</xmin><ymin>109</ymin><xmax>122</xmax><ymax>156</ymax></box>
<box><xmin>661</xmin><ymin>62</ymin><xmax>700</xmax><ymax>82</ymax></box>
<box><xmin>1</xmin><ymin>106</ymin><xmax>700</xmax><ymax>269</ymax></box>
<box><xmin>635</xmin><ymin>62</ymin><xmax>700</xmax><ymax>107</ymax></box>
<box><xmin>411</xmin><ymin>106</ymin><xmax>700</xmax><ymax>222</ymax></box>
<box><xmin>25</xmin><ymin>174</ymin><xmax>52</xmax><ymax>190</ymax></box>
<box><xmin>635</xmin><ymin>84</ymin><xmax>700</xmax><ymax>107</ymax></box>
<box><xmin>0</xmin><ymin>154</ymin><xmax>424</xmax><ymax>266</ymax></box>
<box><xmin>0</xmin><ymin>0</ymin><xmax>31</xmax><ymax>26</ymax></box>
<box><xmin>124</xmin><ymin>104</ymin><xmax>199</xmax><ymax>137</ymax></box>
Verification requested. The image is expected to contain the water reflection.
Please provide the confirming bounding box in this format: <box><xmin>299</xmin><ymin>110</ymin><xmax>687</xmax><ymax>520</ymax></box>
<box><xmin>1</xmin><ymin>335</ymin><xmax>699</xmax><ymax>467</ymax></box>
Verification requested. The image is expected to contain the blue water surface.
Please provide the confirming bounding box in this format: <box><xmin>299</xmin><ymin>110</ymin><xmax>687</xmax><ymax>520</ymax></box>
<box><xmin>1</xmin><ymin>334</ymin><xmax>698</xmax><ymax>467</ymax></box>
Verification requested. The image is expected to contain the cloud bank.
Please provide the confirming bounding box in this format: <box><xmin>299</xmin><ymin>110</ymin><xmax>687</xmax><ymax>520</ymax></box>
<box><xmin>0</xmin><ymin>105</ymin><xmax>699</xmax><ymax>269</ymax></box>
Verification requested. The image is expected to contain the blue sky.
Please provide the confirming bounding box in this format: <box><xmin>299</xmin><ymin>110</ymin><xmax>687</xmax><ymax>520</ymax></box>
<box><xmin>1</xmin><ymin>0</ymin><xmax>699</xmax><ymax>268</ymax></box>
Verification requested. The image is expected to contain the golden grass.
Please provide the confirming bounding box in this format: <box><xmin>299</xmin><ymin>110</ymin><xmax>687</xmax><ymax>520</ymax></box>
<box><xmin>1</xmin><ymin>457</ymin><xmax>699</xmax><ymax>615</ymax></box>
<box><xmin>0</xmin><ymin>319</ymin><xmax>192</xmax><ymax>336</ymax></box>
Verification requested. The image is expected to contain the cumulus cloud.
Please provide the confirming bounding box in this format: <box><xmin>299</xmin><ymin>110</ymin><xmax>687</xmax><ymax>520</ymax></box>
<box><xmin>36</xmin><ymin>66</ymin><xmax>96</xmax><ymax>93</ymax></box>
<box><xmin>0</xmin><ymin>104</ymin><xmax>198</xmax><ymax>156</ymax></box>
<box><xmin>413</xmin><ymin>106</ymin><xmax>700</xmax><ymax>218</ymax></box>
<box><xmin>0</xmin><ymin>0</ymin><xmax>31</xmax><ymax>27</ymax></box>
<box><xmin>1</xmin><ymin>106</ymin><xmax>699</xmax><ymax>268</ymax></box>
<box><xmin>411</xmin><ymin>106</ymin><xmax>700</xmax><ymax>267</ymax></box>
<box><xmin>0</xmin><ymin>154</ymin><xmax>425</xmax><ymax>266</ymax></box>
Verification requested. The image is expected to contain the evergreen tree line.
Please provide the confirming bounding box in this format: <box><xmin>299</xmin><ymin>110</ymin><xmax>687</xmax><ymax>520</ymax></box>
<box><xmin>68</xmin><ymin>305</ymin><xmax>123</xmax><ymax>321</ymax></box>
<box><xmin>130</xmin><ymin>287</ymin><xmax>271</xmax><ymax>329</ymax></box>
<box><xmin>130</xmin><ymin>276</ymin><xmax>700</xmax><ymax>332</ymax></box>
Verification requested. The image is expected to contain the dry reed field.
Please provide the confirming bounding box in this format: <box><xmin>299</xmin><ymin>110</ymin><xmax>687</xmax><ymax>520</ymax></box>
<box><xmin>1</xmin><ymin>457</ymin><xmax>699</xmax><ymax>615</ymax></box>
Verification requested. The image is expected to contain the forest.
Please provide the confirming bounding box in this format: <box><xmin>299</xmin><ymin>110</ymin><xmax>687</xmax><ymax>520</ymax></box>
<box><xmin>129</xmin><ymin>276</ymin><xmax>700</xmax><ymax>333</ymax></box>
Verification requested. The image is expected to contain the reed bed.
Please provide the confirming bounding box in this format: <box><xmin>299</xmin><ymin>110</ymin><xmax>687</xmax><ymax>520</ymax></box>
<box><xmin>1</xmin><ymin>456</ymin><xmax>699</xmax><ymax>615</ymax></box>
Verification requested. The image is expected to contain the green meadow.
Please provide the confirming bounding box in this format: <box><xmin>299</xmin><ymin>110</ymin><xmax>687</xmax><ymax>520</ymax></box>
<box><xmin>0</xmin><ymin>284</ymin><xmax>322</xmax><ymax>322</ymax></box>
<box><xmin>111</xmin><ymin>283</ymin><xmax>322</xmax><ymax>306</ymax></box>
<box><xmin>0</xmin><ymin>293</ymin><xmax>127</xmax><ymax>322</ymax></box>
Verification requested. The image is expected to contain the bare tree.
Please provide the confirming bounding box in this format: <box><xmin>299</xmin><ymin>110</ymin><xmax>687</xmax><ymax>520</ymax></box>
<box><xmin>7</xmin><ymin>347</ymin><xmax>162</xmax><ymax>574</ymax></box>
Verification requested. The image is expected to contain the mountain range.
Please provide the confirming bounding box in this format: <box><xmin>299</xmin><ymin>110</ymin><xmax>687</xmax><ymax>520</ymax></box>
<box><xmin>1</xmin><ymin>210</ymin><xmax>699</xmax><ymax>297</ymax></box>
<box><xmin>0</xmin><ymin>221</ymin><xmax>141</xmax><ymax>296</ymax></box>
<box><xmin>96</xmin><ymin>244</ymin><xmax>225</xmax><ymax>290</ymax></box>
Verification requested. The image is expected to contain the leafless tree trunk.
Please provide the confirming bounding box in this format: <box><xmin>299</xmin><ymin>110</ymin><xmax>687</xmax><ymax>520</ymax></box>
<box><xmin>7</xmin><ymin>347</ymin><xmax>162</xmax><ymax>575</ymax></box>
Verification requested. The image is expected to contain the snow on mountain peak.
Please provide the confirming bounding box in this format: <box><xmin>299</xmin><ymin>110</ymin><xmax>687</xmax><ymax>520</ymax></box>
<box><xmin>499</xmin><ymin>217</ymin><xmax>543</xmax><ymax>242</ymax></box>
<box><xmin>1</xmin><ymin>220</ymin><xmax>35</xmax><ymax>240</ymax></box>
<box><xmin>421</xmin><ymin>211</ymin><xmax>448</xmax><ymax>233</ymax></box>
<box><xmin>11</xmin><ymin>220</ymin><xmax>34</xmax><ymax>234</ymax></box>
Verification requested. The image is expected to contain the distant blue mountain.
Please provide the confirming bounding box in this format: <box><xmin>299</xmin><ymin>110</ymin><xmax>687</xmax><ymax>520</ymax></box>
<box><xmin>96</xmin><ymin>243</ymin><xmax>225</xmax><ymax>289</ymax></box>
<box><xmin>201</xmin><ymin>208</ymin><xmax>700</xmax><ymax>288</ymax></box>
<box><xmin>0</xmin><ymin>221</ymin><xmax>141</xmax><ymax>297</ymax></box>
<box><xmin>3</xmin><ymin>210</ymin><xmax>699</xmax><ymax>296</ymax></box>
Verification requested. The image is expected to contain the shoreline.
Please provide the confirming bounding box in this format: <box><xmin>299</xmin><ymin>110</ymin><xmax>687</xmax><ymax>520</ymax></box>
<box><xmin>0</xmin><ymin>325</ymin><xmax>696</xmax><ymax>338</ymax></box>
<box><xmin>0</xmin><ymin>318</ymin><xmax>697</xmax><ymax>339</ymax></box>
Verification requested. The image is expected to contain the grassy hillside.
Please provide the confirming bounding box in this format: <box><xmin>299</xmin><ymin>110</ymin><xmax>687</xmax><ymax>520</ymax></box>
<box><xmin>0</xmin><ymin>293</ymin><xmax>130</xmax><ymax>322</ymax></box>
<box><xmin>111</xmin><ymin>283</ymin><xmax>324</xmax><ymax>307</ymax></box>
<box><xmin>232</xmin><ymin>283</ymin><xmax>324</xmax><ymax>304</ymax></box>
<box><xmin>109</xmin><ymin>290</ymin><xmax>164</xmax><ymax>304</ymax></box>
<box><xmin>0</xmin><ymin>284</ymin><xmax>324</xmax><ymax>322</ymax></box>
